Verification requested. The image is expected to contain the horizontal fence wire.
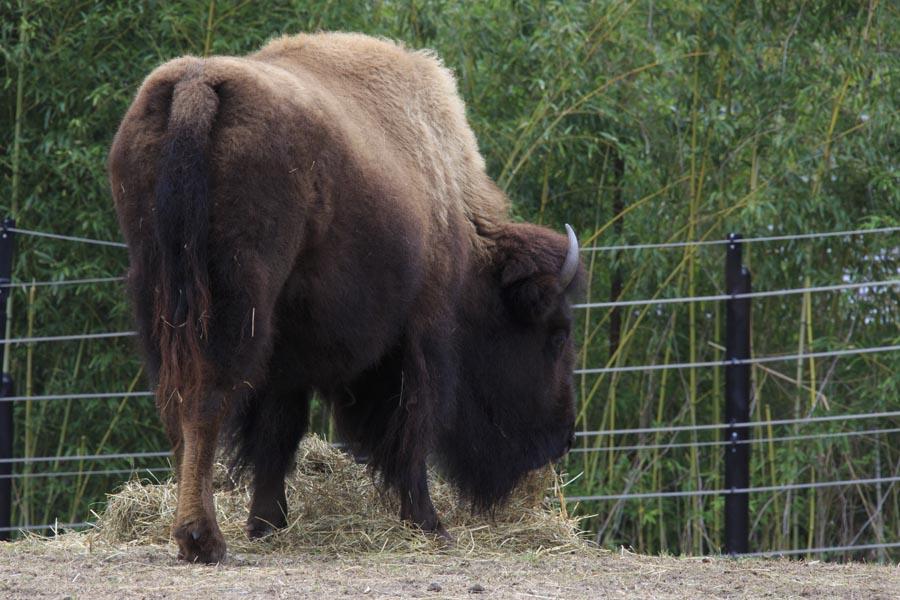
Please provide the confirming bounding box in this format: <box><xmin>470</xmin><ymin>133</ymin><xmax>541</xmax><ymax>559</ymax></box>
<box><xmin>570</xmin><ymin>426</ymin><xmax>900</xmax><ymax>453</ymax></box>
<box><xmin>564</xmin><ymin>475</ymin><xmax>900</xmax><ymax>502</ymax></box>
<box><xmin>0</xmin><ymin>451</ymin><xmax>169</xmax><ymax>465</ymax></box>
<box><xmin>577</xmin><ymin>409</ymin><xmax>900</xmax><ymax>437</ymax></box>
<box><xmin>739</xmin><ymin>541</ymin><xmax>900</xmax><ymax>558</ymax></box>
<box><xmin>0</xmin><ymin>466</ymin><xmax>171</xmax><ymax>481</ymax></box>
<box><xmin>574</xmin><ymin>279</ymin><xmax>900</xmax><ymax>310</ymax></box>
<box><xmin>0</xmin><ymin>276</ymin><xmax>124</xmax><ymax>289</ymax></box>
<box><xmin>2</xmin><ymin>424</ymin><xmax>894</xmax><ymax>478</ymax></box>
<box><xmin>11</xmin><ymin>224</ymin><xmax>899</xmax><ymax>253</ymax></box>
<box><xmin>1</xmin><ymin>331</ymin><xmax>137</xmax><ymax>345</ymax></box>
<box><xmin>0</xmin><ymin>522</ymin><xmax>94</xmax><ymax>533</ymax></box>
<box><xmin>7</xmin><ymin>227</ymin><xmax>127</xmax><ymax>249</ymax></box>
<box><xmin>575</xmin><ymin>344</ymin><xmax>900</xmax><ymax>375</ymax></box>
<box><xmin>2</xmin><ymin>275</ymin><xmax>889</xmax><ymax>301</ymax></box>
<box><xmin>582</xmin><ymin>225</ymin><xmax>900</xmax><ymax>252</ymax></box>
<box><xmin>13</xmin><ymin>224</ymin><xmax>898</xmax><ymax>254</ymax></box>
<box><xmin>0</xmin><ymin>391</ymin><xmax>154</xmax><ymax>403</ymax></box>
<box><xmin>9</xmin><ymin>334</ymin><xmax>887</xmax><ymax>365</ymax></box>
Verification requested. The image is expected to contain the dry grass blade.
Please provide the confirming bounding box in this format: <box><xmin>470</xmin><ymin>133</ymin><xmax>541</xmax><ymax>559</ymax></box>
<box><xmin>90</xmin><ymin>434</ymin><xmax>590</xmax><ymax>557</ymax></box>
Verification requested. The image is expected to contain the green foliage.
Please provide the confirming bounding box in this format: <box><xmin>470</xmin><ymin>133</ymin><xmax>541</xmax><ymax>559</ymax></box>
<box><xmin>1</xmin><ymin>0</ymin><xmax>898</xmax><ymax>560</ymax></box>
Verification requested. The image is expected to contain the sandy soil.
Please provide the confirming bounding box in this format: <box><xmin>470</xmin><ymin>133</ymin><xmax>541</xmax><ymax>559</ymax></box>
<box><xmin>5</xmin><ymin>442</ymin><xmax>898</xmax><ymax>599</ymax></box>
<box><xmin>2</xmin><ymin>538</ymin><xmax>900</xmax><ymax>600</ymax></box>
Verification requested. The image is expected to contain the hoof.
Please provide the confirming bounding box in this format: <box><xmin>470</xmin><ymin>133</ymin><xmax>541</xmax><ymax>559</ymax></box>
<box><xmin>414</xmin><ymin>517</ymin><xmax>452</xmax><ymax>543</ymax></box>
<box><xmin>173</xmin><ymin>519</ymin><xmax>227</xmax><ymax>564</ymax></box>
<box><xmin>246</xmin><ymin>502</ymin><xmax>288</xmax><ymax>540</ymax></box>
<box><xmin>433</xmin><ymin>522</ymin><xmax>453</xmax><ymax>543</ymax></box>
<box><xmin>247</xmin><ymin>486</ymin><xmax>288</xmax><ymax>541</ymax></box>
<box><xmin>245</xmin><ymin>515</ymin><xmax>283</xmax><ymax>540</ymax></box>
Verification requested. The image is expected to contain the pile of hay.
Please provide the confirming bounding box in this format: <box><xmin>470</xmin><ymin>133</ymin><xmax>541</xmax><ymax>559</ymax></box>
<box><xmin>92</xmin><ymin>435</ymin><xmax>589</xmax><ymax>556</ymax></box>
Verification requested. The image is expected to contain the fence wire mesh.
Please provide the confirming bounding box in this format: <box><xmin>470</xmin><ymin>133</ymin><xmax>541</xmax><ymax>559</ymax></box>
<box><xmin>2</xmin><ymin>224</ymin><xmax>898</xmax><ymax>560</ymax></box>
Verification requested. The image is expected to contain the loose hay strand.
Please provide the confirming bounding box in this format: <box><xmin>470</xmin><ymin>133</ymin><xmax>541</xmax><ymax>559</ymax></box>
<box><xmin>90</xmin><ymin>434</ymin><xmax>589</xmax><ymax>556</ymax></box>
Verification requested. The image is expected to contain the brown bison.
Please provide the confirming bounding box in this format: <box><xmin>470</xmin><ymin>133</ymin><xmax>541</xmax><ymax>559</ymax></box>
<box><xmin>109</xmin><ymin>32</ymin><xmax>583</xmax><ymax>563</ymax></box>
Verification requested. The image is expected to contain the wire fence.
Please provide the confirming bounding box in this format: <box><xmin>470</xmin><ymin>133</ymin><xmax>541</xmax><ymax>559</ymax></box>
<box><xmin>564</xmin><ymin>475</ymin><xmax>900</xmax><ymax>503</ymax></box>
<box><xmin>740</xmin><ymin>541</ymin><xmax>900</xmax><ymax>559</ymax></box>
<box><xmin>0</xmin><ymin>466</ymin><xmax>170</xmax><ymax>481</ymax></box>
<box><xmin>0</xmin><ymin>451</ymin><xmax>170</xmax><ymax>466</ymax></box>
<box><xmin>3</xmin><ymin>331</ymin><xmax>137</xmax><ymax>345</ymax></box>
<box><xmin>581</xmin><ymin>225</ymin><xmax>900</xmax><ymax>252</ymax></box>
<box><xmin>2</xmin><ymin>223</ymin><xmax>899</xmax><ymax>560</ymax></box>
<box><xmin>570</xmin><ymin>426</ymin><xmax>900</xmax><ymax>453</ymax></box>
<box><xmin>0</xmin><ymin>391</ymin><xmax>155</xmax><ymax>403</ymax></box>
<box><xmin>573</xmin><ymin>278</ymin><xmax>900</xmax><ymax>310</ymax></box>
<box><xmin>0</xmin><ymin>522</ymin><xmax>95</xmax><ymax>533</ymax></box>
<box><xmin>577</xmin><ymin>410</ymin><xmax>900</xmax><ymax>437</ymax></box>
<box><xmin>574</xmin><ymin>344</ymin><xmax>900</xmax><ymax>375</ymax></box>
<box><xmin>6</xmin><ymin>226</ymin><xmax>127</xmax><ymax>248</ymax></box>
<box><xmin>0</xmin><ymin>276</ymin><xmax>125</xmax><ymax>289</ymax></box>
<box><xmin>8</xmin><ymin>223</ymin><xmax>900</xmax><ymax>253</ymax></box>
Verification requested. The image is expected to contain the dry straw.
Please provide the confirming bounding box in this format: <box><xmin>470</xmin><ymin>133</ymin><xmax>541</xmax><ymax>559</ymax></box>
<box><xmin>90</xmin><ymin>434</ymin><xmax>590</xmax><ymax>557</ymax></box>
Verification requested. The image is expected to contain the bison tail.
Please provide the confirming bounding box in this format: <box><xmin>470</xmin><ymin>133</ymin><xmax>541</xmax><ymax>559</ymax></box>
<box><xmin>153</xmin><ymin>70</ymin><xmax>220</xmax><ymax>404</ymax></box>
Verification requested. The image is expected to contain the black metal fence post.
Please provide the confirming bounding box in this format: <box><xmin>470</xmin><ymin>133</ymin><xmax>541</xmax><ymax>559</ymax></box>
<box><xmin>724</xmin><ymin>232</ymin><xmax>751</xmax><ymax>555</ymax></box>
<box><xmin>0</xmin><ymin>218</ymin><xmax>15</xmax><ymax>541</ymax></box>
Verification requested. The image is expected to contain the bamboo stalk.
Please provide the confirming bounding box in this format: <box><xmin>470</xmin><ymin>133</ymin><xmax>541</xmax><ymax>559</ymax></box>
<box><xmin>5</xmin><ymin>0</ymin><xmax>28</xmax><ymax>377</ymax></box>
<box><xmin>765</xmin><ymin>403</ymin><xmax>782</xmax><ymax>551</ymax></box>
<box><xmin>805</xmin><ymin>279</ymin><xmax>816</xmax><ymax>411</ymax></box>
<box><xmin>791</xmin><ymin>281</ymin><xmax>807</xmax><ymax>551</ymax></box>
<box><xmin>580</xmin><ymin>211</ymin><xmax>600</xmax><ymax>482</ymax></box>
<box><xmin>607</xmin><ymin>371</ymin><xmax>617</xmax><ymax>489</ymax></box>
<box><xmin>203</xmin><ymin>0</ymin><xmax>216</xmax><ymax>56</ymax></box>
<box><xmin>875</xmin><ymin>432</ymin><xmax>886</xmax><ymax>562</ymax></box>
<box><xmin>68</xmin><ymin>436</ymin><xmax>86</xmax><ymax>524</ymax></box>
<box><xmin>712</xmin><ymin>300</ymin><xmax>722</xmax><ymax>549</ymax></box>
<box><xmin>807</xmin><ymin>467</ymin><xmax>816</xmax><ymax>560</ymax></box>
<box><xmin>11</xmin><ymin>0</ymin><xmax>28</xmax><ymax>220</ymax></box>
<box><xmin>652</xmin><ymin>326</ymin><xmax>675</xmax><ymax>554</ymax></box>
<box><xmin>20</xmin><ymin>284</ymin><xmax>36</xmax><ymax>526</ymax></box>
<box><xmin>536</xmin><ymin>152</ymin><xmax>552</xmax><ymax>224</ymax></box>
<box><xmin>686</xmin><ymin>17</ymin><xmax>702</xmax><ymax>553</ymax></box>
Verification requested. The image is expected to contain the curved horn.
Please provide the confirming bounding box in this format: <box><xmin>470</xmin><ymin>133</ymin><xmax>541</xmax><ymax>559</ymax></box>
<box><xmin>559</xmin><ymin>223</ymin><xmax>579</xmax><ymax>289</ymax></box>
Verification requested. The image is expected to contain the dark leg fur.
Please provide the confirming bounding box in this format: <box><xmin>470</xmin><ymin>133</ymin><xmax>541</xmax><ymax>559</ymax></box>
<box><xmin>394</xmin><ymin>330</ymin><xmax>452</xmax><ymax>540</ymax></box>
<box><xmin>399</xmin><ymin>458</ymin><xmax>449</xmax><ymax>540</ymax></box>
<box><xmin>332</xmin><ymin>326</ymin><xmax>452</xmax><ymax>540</ymax></box>
<box><xmin>228</xmin><ymin>347</ymin><xmax>311</xmax><ymax>539</ymax></box>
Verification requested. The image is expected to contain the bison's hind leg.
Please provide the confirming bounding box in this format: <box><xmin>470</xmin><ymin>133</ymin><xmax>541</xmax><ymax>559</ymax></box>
<box><xmin>169</xmin><ymin>391</ymin><xmax>228</xmax><ymax>564</ymax></box>
<box><xmin>227</xmin><ymin>351</ymin><xmax>311</xmax><ymax>540</ymax></box>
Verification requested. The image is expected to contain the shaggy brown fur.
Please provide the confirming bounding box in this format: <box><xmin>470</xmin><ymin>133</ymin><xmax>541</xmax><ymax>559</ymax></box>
<box><xmin>110</xmin><ymin>32</ymin><xmax>583</xmax><ymax>564</ymax></box>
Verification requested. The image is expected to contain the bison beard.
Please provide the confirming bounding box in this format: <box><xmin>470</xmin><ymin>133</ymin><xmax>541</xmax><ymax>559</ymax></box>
<box><xmin>109</xmin><ymin>32</ymin><xmax>584</xmax><ymax>563</ymax></box>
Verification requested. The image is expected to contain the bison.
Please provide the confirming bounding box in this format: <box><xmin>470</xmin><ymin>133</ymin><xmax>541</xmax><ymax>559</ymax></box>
<box><xmin>109</xmin><ymin>32</ymin><xmax>583</xmax><ymax>563</ymax></box>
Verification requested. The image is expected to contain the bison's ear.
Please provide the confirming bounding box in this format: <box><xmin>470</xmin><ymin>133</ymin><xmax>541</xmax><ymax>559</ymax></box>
<box><xmin>501</xmin><ymin>271</ymin><xmax>562</xmax><ymax>324</ymax></box>
<box><xmin>494</xmin><ymin>222</ymin><xmax>581</xmax><ymax>324</ymax></box>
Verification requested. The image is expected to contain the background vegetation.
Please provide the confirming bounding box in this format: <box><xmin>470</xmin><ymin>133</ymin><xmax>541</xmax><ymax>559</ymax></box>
<box><xmin>1</xmin><ymin>0</ymin><xmax>898</xmax><ymax>560</ymax></box>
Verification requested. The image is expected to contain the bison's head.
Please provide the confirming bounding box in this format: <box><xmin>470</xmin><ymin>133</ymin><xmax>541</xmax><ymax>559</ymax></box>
<box><xmin>437</xmin><ymin>223</ymin><xmax>583</xmax><ymax>508</ymax></box>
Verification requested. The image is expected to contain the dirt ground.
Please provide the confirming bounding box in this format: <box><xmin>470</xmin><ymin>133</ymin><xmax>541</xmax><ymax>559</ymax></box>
<box><xmin>5</xmin><ymin>442</ymin><xmax>899</xmax><ymax>599</ymax></box>
<box><xmin>2</xmin><ymin>538</ymin><xmax>900</xmax><ymax>600</ymax></box>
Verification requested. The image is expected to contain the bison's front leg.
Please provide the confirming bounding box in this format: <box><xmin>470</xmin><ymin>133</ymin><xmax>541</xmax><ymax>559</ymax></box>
<box><xmin>171</xmin><ymin>394</ymin><xmax>227</xmax><ymax>563</ymax></box>
<box><xmin>400</xmin><ymin>459</ymin><xmax>450</xmax><ymax>540</ymax></box>
<box><xmin>394</xmin><ymin>328</ymin><xmax>452</xmax><ymax>542</ymax></box>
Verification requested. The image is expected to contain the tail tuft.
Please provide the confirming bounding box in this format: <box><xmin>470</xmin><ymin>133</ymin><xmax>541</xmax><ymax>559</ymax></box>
<box><xmin>152</xmin><ymin>74</ymin><xmax>219</xmax><ymax>403</ymax></box>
